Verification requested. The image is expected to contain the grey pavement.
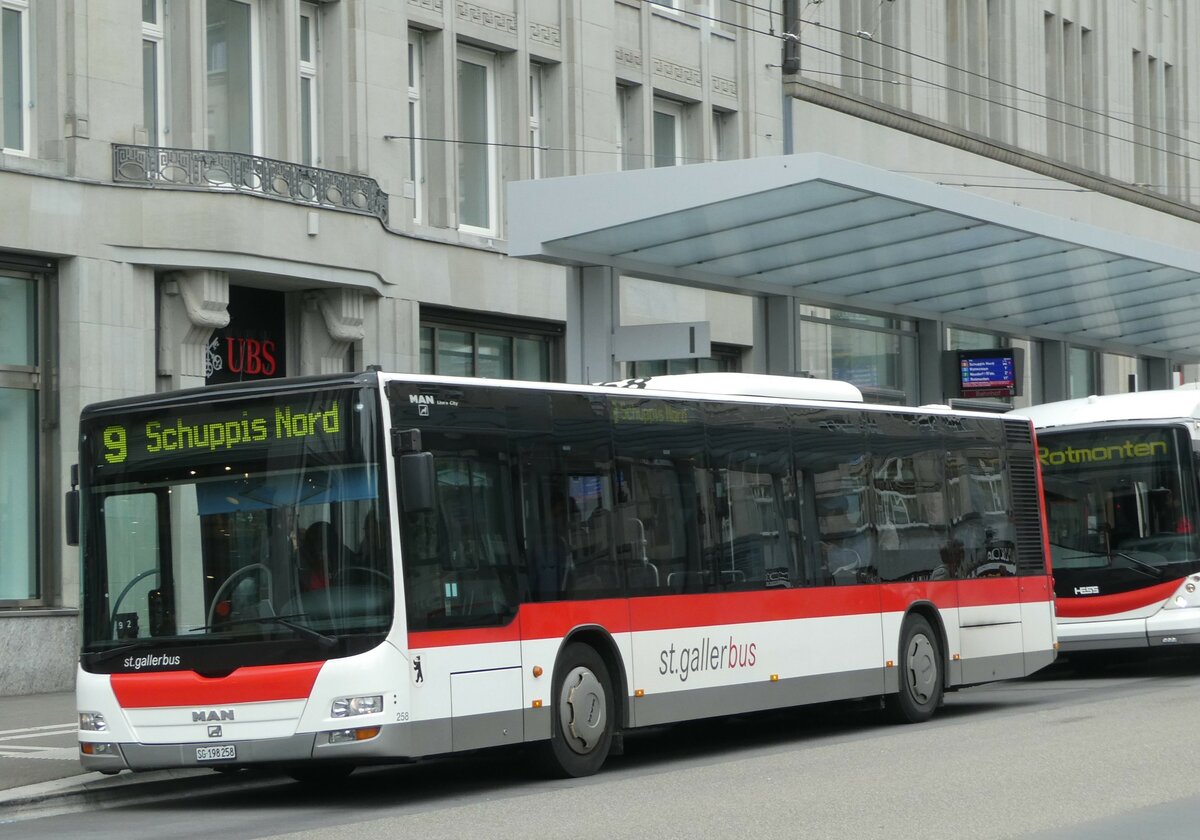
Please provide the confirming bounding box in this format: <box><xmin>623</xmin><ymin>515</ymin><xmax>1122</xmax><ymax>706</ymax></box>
<box><xmin>0</xmin><ymin>690</ymin><xmax>268</xmax><ymax>817</ymax></box>
<box><xmin>0</xmin><ymin>691</ymin><xmax>82</xmax><ymax>793</ymax></box>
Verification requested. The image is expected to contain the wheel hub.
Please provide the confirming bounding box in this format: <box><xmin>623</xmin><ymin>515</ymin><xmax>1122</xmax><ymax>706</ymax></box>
<box><xmin>906</xmin><ymin>633</ymin><xmax>937</xmax><ymax>704</ymax></box>
<box><xmin>559</xmin><ymin>666</ymin><xmax>606</xmax><ymax>754</ymax></box>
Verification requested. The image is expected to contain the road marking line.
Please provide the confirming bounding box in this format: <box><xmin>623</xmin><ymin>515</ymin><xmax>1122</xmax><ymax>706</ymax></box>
<box><xmin>0</xmin><ymin>747</ymin><xmax>78</xmax><ymax>761</ymax></box>
<box><xmin>0</xmin><ymin>726</ymin><xmax>77</xmax><ymax>743</ymax></box>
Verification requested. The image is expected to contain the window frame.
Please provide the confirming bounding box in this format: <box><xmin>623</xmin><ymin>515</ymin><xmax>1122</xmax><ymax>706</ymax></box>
<box><xmin>1</xmin><ymin>0</ymin><xmax>31</xmax><ymax>156</ymax></box>
<box><xmin>0</xmin><ymin>258</ymin><xmax>54</xmax><ymax>608</ymax></box>
<box><xmin>204</xmin><ymin>0</ymin><xmax>263</xmax><ymax>156</ymax></box>
<box><xmin>653</xmin><ymin>97</ymin><xmax>684</xmax><ymax>167</ymax></box>
<box><xmin>420</xmin><ymin>311</ymin><xmax>563</xmax><ymax>382</ymax></box>
<box><xmin>408</xmin><ymin>29</ymin><xmax>425</xmax><ymax>223</ymax></box>
<box><xmin>141</xmin><ymin>0</ymin><xmax>165</xmax><ymax>146</ymax></box>
<box><xmin>529</xmin><ymin>62</ymin><xmax>544</xmax><ymax>180</ymax></box>
<box><xmin>456</xmin><ymin>44</ymin><xmax>499</xmax><ymax>237</ymax></box>
<box><xmin>298</xmin><ymin>3</ymin><xmax>319</xmax><ymax>166</ymax></box>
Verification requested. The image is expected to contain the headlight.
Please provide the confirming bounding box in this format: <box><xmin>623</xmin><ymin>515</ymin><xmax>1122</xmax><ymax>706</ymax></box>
<box><xmin>79</xmin><ymin>712</ymin><xmax>108</xmax><ymax>732</ymax></box>
<box><xmin>331</xmin><ymin>695</ymin><xmax>383</xmax><ymax>718</ymax></box>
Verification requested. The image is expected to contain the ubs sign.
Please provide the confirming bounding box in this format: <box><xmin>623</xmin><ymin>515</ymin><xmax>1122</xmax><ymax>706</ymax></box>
<box><xmin>206</xmin><ymin>286</ymin><xmax>287</xmax><ymax>386</ymax></box>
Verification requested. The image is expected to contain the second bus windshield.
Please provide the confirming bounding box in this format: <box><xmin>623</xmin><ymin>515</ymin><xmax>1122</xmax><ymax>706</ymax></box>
<box><xmin>1040</xmin><ymin>426</ymin><xmax>1200</xmax><ymax>572</ymax></box>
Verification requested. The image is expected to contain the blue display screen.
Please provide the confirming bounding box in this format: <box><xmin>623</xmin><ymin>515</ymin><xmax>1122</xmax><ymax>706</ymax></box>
<box><xmin>959</xmin><ymin>352</ymin><xmax>1016</xmax><ymax>397</ymax></box>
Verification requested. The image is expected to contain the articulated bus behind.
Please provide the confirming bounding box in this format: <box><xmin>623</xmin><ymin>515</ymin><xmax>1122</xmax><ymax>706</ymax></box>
<box><xmin>73</xmin><ymin>372</ymin><xmax>1056</xmax><ymax>780</ymax></box>
<box><xmin>1016</xmin><ymin>389</ymin><xmax>1200</xmax><ymax>653</ymax></box>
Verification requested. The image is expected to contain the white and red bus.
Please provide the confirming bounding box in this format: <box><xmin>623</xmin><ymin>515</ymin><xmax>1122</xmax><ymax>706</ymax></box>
<box><xmin>73</xmin><ymin>371</ymin><xmax>1055</xmax><ymax>779</ymax></box>
<box><xmin>1016</xmin><ymin>389</ymin><xmax>1200</xmax><ymax>654</ymax></box>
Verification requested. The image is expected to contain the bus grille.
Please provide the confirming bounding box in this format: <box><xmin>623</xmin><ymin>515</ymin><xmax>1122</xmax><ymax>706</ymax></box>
<box><xmin>1004</xmin><ymin>420</ymin><xmax>1046</xmax><ymax>575</ymax></box>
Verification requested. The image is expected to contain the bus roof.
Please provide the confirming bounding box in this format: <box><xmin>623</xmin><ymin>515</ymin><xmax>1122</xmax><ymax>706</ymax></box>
<box><xmin>598</xmin><ymin>373</ymin><xmax>864</xmax><ymax>403</ymax></box>
<box><xmin>1012</xmin><ymin>389</ymin><xmax>1200</xmax><ymax>429</ymax></box>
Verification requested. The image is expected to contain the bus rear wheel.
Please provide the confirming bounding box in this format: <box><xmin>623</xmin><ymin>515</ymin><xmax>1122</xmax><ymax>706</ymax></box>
<box><xmin>889</xmin><ymin>614</ymin><xmax>943</xmax><ymax>723</ymax></box>
<box><xmin>542</xmin><ymin>643</ymin><xmax>615</xmax><ymax>778</ymax></box>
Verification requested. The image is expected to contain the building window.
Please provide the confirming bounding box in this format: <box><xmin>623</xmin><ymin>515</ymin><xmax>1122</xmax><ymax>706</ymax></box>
<box><xmin>299</xmin><ymin>3</ymin><xmax>318</xmax><ymax>166</ymax></box>
<box><xmin>712</xmin><ymin>108</ymin><xmax>736</xmax><ymax>161</ymax></box>
<box><xmin>798</xmin><ymin>305</ymin><xmax>917</xmax><ymax>403</ymax></box>
<box><xmin>142</xmin><ymin>0</ymin><xmax>165</xmax><ymax>146</ymax></box>
<box><xmin>1045</xmin><ymin>14</ymin><xmax>1103</xmax><ymax>172</ymax></box>
<box><xmin>206</xmin><ymin>0</ymin><xmax>259</xmax><ymax>155</ymax></box>
<box><xmin>617</xmin><ymin>84</ymin><xmax>638</xmax><ymax>171</ymax></box>
<box><xmin>529</xmin><ymin>63</ymin><xmax>544</xmax><ymax>179</ymax></box>
<box><xmin>653</xmin><ymin>98</ymin><xmax>684</xmax><ymax>167</ymax></box>
<box><xmin>420</xmin><ymin>315</ymin><xmax>560</xmax><ymax>382</ymax></box>
<box><xmin>1</xmin><ymin>0</ymin><xmax>29</xmax><ymax>154</ymax></box>
<box><xmin>708</xmin><ymin>0</ymin><xmax>737</xmax><ymax>32</ymax></box>
<box><xmin>0</xmin><ymin>266</ymin><xmax>45</xmax><ymax>604</ymax></box>
<box><xmin>627</xmin><ymin>345</ymin><xmax>741</xmax><ymax>379</ymax></box>
<box><xmin>1068</xmin><ymin>346</ymin><xmax>1098</xmax><ymax>399</ymax></box>
<box><xmin>1133</xmin><ymin>49</ymin><xmax>1179</xmax><ymax>198</ymax></box>
<box><xmin>457</xmin><ymin>46</ymin><xmax>497</xmax><ymax>236</ymax></box>
<box><xmin>408</xmin><ymin>29</ymin><xmax>425</xmax><ymax>222</ymax></box>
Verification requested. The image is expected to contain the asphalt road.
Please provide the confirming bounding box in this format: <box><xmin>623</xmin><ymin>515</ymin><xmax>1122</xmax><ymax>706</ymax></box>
<box><xmin>5</xmin><ymin>653</ymin><xmax>1200</xmax><ymax>840</ymax></box>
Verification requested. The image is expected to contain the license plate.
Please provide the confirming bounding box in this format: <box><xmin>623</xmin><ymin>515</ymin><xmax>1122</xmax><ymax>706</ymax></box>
<box><xmin>196</xmin><ymin>744</ymin><xmax>236</xmax><ymax>762</ymax></box>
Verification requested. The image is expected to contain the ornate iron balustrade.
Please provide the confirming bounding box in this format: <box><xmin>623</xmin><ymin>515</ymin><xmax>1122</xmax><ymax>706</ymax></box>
<box><xmin>112</xmin><ymin>144</ymin><xmax>388</xmax><ymax>225</ymax></box>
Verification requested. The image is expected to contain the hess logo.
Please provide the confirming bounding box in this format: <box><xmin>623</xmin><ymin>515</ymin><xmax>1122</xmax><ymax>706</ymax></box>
<box><xmin>1074</xmin><ymin>585</ymin><xmax>1100</xmax><ymax>596</ymax></box>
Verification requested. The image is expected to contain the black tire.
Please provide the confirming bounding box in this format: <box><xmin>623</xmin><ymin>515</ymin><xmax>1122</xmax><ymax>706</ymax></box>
<box><xmin>541</xmin><ymin>642</ymin><xmax>615</xmax><ymax>778</ymax></box>
<box><xmin>889</xmin><ymin>614</ymin><xmax>943</xmax><ymax>723</ymax></box>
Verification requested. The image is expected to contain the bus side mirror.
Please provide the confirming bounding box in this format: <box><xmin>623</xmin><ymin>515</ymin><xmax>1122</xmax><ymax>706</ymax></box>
<box><xmin>65</xmin><ymin>464</ymin><xmax>80</xmax><ymax>547</ymax></box>
<box><xmin>399</xmin><ymin>452</ymin><xmax>435</xmax><ymax>513</ymax></box>
<box><xmin>392</xmin><ymin>429</ymin><xmax>435</xmax><ymax>513</ymax></box>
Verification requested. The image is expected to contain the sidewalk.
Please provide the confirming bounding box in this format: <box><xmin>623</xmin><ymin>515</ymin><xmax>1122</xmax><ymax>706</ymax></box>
<box><xmin>0</xmin><ymin>691</ymin><xmax>226</xmax><ymax>815</ymax></box>
<box><xmin>0</xmin><ymin>691</ymin><xmax>84</xmax><ymax>793</ymax></box>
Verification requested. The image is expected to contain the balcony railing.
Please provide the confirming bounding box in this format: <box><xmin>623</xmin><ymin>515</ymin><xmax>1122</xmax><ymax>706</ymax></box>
<box><xmin>112</xmin><ymin>144</ymin><xmax>388</xmax><ymax>225</ymax></box>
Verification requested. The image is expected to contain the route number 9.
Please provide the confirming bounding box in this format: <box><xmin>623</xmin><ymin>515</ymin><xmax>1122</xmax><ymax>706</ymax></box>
<box><xmin>103</xmin><ymin>425</ymin><xmax>128</xmax><ymax>464</ymax></box>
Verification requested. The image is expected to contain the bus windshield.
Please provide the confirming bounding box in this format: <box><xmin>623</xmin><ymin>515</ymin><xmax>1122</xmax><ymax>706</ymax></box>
<box><xmin>1039</xmin><ymin>425</ymin><xmax>1200</xmax><ymax>575</ymax></box>
<box><xmin>78</xmin><ymin>386</ymin><xmax>392</xmax><ymax>673</ymax></box>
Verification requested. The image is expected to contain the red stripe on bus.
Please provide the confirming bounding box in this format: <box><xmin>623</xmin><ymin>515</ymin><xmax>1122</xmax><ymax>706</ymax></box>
<box><xmin>1055</xmin><ymin>577</ymin><xmax>1183</xmax><ymax>618</ymax></box>
<box><xmin>408</xmin><ymin>581</ymin><xmax>1051</xmax><ymax>648</ymax></box>
<box><xmin>111</xmin><ymin>662</ymin><xmax>323</xmax><ymax>708</ymax></box>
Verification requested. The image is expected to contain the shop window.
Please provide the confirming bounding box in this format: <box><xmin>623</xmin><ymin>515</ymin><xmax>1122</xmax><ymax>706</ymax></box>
<box><xmin>627</xmin><ymin>345</ymin><xmax>741</xmax><ymax>379</ymax></box>
<box><xmin>420</xmin><ymin>314</ymin><xmax>560</xmax><ymax>382</ymax></box>
<box><xmin>798</xmin><ymin>305</ymin><xmax>917</xmax><ymax>402</ymax></box>
<box><xmin>1068</xmin><ymin>346</ymin><xmax>1098</xmax><ymax>398</ymax></box>
<box><xmin>0</xmin><ymin>262</ymin><xmax>50</xmax><ymax>605</ymax></box>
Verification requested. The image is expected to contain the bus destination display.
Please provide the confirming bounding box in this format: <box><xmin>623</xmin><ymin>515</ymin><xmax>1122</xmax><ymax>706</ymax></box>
<box><xmin>87</xmin><ymin>394</ymin><xmax>346</xmax><ymax>471</ymax></box>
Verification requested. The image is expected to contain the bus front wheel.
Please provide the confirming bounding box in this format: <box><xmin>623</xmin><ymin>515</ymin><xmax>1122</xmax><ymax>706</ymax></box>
<box><xmin>889</xmin><ymin>614</ymin><xmax>943</xmax><ymax>723</ymax></box>
<box><xmin>543</xmin><ymin>643</ymin><xmax>615</xmax><ymax>778</ymax></box>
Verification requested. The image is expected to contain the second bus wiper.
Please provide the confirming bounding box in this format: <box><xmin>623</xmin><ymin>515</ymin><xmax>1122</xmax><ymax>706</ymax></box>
<box><xmin>1109</xmin><ymin>550</ymin><xmax>1166</xmax><ymax>579</ymax></box>
<box><xmin>190</xmin><ymin>615</ymin><xmax>338</xmax><ymax>648</ymax></box>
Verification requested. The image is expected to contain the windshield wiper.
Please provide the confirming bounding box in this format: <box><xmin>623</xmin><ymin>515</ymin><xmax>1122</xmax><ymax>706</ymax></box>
<box><xmin>190</xmin><ymin>615</ymin><xmax>337</xmax><ymax>648</ymax></box>
<box><xmin>85</xmin><ymin>642</ymin><xmax>149</xmax><ymax>665</ymax></box>
<box><xmin>1048</xmin><ymin>542</ymin><xmax>1166</xmax><ymax>580</ymax></box>
<box><xmin>1109</xmin><ymin>550</ymin><xmax>1166</xmax><ymax>579</ymax></box>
